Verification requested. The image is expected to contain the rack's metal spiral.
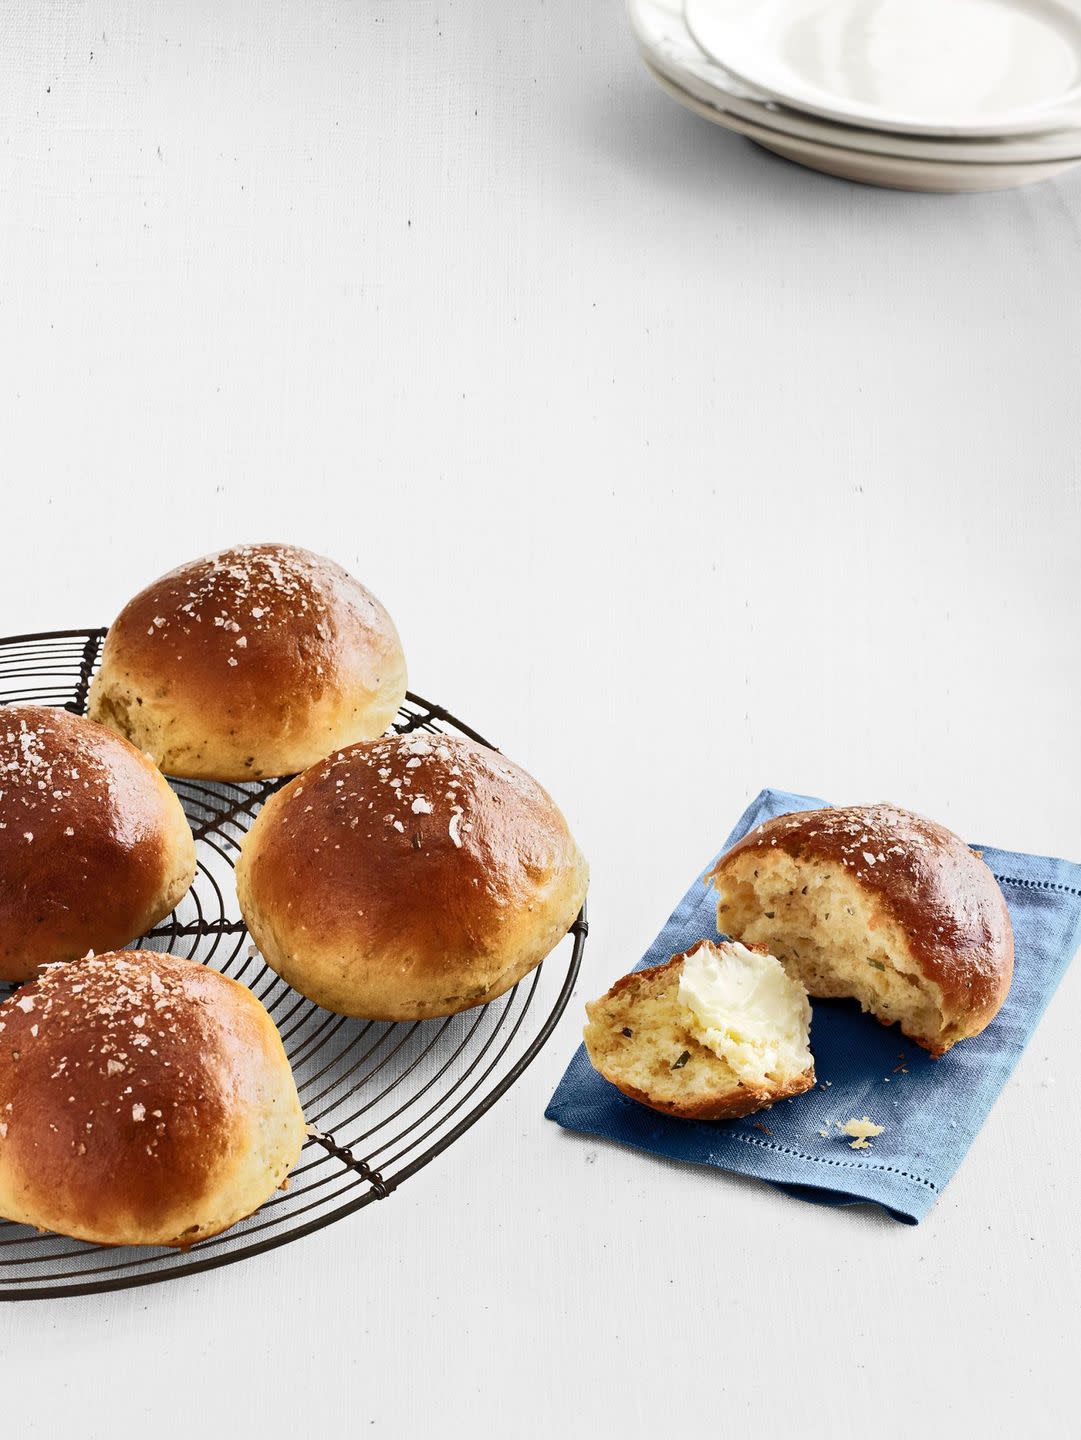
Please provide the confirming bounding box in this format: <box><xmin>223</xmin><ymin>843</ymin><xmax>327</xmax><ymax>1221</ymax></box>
<box><xmin>0</xmin><ymin>629</ymin><xmax>587</xmax><ymax>1300</ymax></box>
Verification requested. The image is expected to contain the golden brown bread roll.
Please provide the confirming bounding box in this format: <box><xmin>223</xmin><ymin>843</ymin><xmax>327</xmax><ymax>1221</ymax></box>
<box><xmin>706</xmin><ymin>803</ymin><xmax>1014</xmax><ymax>1057</ymax></box>
<box><xmin>0</xmin><ymin>706</ymin><xmax>195</xmax><ymax>983</ymax></box>
<box><xmin>236</xmin><ymin>731</ymin><xmax>588</xmax><ymax>1019</ymax></box>
<box><xmin>0</xmin><ymin>950</ymin><xmax>305</xmax><ymax>1247</ymax></box>
<box><xmin>88</xmin><ymin>543</ymin><xmax>408</xmax><ymax>780</ymax></box>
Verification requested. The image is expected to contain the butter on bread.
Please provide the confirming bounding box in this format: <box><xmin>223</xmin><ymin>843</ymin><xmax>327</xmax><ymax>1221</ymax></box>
<box><xmin>583</xmin><ymin>940</ymin><xmax>814</xmax><ymax>1121</ymax></box>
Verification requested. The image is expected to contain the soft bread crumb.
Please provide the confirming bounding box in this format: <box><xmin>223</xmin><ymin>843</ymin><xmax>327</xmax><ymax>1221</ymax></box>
<box><xmin>710</xmin><ymin>851</ymin><xmax>948</xmax><ymax>1051</ymax></box>
<box><xmin>838</xmin><ymin>1116</ymin><xmax>885</xmax><ymax>1150</ymax></box>
<box><xmin>583</xmin><ymin>941</ymin><xmax>814</xmax><ymax>1122</ymax></box>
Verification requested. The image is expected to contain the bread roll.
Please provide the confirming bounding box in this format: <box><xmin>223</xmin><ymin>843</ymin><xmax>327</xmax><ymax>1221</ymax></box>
<box><xmin>584</xmin><ymin>940</ymin><xmax>814</xmax><ymax>1120</ymax></box>
<box><xmin>0</xmin><ymin>951</ymin><xmax>305</xmax><ymax>1247</ymax></box>
<box><xmin>89</xmin><ymin>543</ymin><xmax>407</xmax><ymax>780</ymax></box>
<box><xmin>236</xmin><ymin>731</ymin><xmax>588</xmax><ymax>1019</ymax></box>
<box><xmin>707</xmin><ymin>804</ymin><xmax>1014</xmax><ymax>1057</ymax></box>
<box><xmin>0</xmin><ymin>706</ymin><xmax>195</xmax><ymax>982</ymax></box>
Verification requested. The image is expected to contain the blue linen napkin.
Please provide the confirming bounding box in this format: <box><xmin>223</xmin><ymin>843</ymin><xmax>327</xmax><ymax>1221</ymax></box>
<box><xmin>546</xmin><ymin>788</ymin><xmax>1081</xmax><ymax>1223</ymax></box>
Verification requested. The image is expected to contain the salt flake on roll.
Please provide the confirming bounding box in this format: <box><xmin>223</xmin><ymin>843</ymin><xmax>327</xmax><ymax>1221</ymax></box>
<box><xmin>0</xmin><ymin>706</ymin><xmax>195</xmax><ymax>982</ymax></box>
<box><xmin>0</xmin><ymin>951</ymin><xmax>305</xmax><ymax>1247</ymax></box>
<box><xmin>236</xmin><ymin>732</ymin><xmax>588</xmax><ymax>1019</ymax></box>
<box><xmin>89</xmin><ymin>543</ymin><xmax>407</xmax><ymax>780</ymax></box>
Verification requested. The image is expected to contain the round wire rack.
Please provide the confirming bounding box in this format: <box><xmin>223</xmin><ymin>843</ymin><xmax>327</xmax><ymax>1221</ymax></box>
<box><xmin>0</xmin><ymin>628</ymin><xmax>587</xmax><ymax>1301</ymax></box>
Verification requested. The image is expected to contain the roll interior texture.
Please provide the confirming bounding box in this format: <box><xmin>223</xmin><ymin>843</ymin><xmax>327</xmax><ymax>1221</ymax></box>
<box><xmin>707</xmin><ymin>804</ymin><xmax>1014</xmax><ymax>1057</ymax></box>
<box><xmin>89</xmin><ymin>543</ymin><xmax>407</xmax><ymax>780</ymax></box>
<box><xmin>0</xmin><ymin>705</ymin><xmax>195</xmax><ymax>982</ymax></box>
<box><xmin>584</xmin><ymin>940</ymin><xmax>814</xmax><ymax>1120</ymax></box>
<box><xmin>0</xmin><ymin>951</ymin><xmax>306</xmax><ymax>1247</ymax></box>
<box><xmin>237</xmin><ymin>731</ymin><xmax>588</xmax><ymax>1020</ymax></box>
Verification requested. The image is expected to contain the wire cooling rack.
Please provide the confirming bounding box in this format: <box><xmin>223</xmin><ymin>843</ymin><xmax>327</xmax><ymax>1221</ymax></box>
<box><xmin>0</xmin><ymin>628</ymin><xmax>587</xmax><ymax>1301</ymax></box>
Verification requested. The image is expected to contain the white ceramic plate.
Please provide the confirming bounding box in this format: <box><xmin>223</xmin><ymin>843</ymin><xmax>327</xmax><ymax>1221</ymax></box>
<box><xmin>644</xmin><ymin>58</ymin><xmax>1081</xmax><ymax>190</ymax></box>
<box><xmin>629</xmin><ymin>0</ymin><xmax>1081</xmax><ymax>162</ymax></box>
<box><xmin>684</xmin><ymin>0</ymin><xmax>1081</xmax><ymax>137</ymax></box>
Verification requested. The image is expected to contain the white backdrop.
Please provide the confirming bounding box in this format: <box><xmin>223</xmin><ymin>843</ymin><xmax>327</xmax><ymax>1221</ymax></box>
<box><xmin>2</xmin><ymin>3</ymin><xmax>1080</xmax><ymax>1436</ymax></box>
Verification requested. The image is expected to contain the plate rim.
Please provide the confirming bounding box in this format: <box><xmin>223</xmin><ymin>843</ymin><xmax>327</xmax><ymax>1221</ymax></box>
<box><xmin>683</xmin><ymin>0</ymin><xmax>1081</xmax><ymax>138</ymax></box>
<box><xmin>627</xmin><ymin>0</ymin><xmax>1081</xmax><ymax>162</ymax></box>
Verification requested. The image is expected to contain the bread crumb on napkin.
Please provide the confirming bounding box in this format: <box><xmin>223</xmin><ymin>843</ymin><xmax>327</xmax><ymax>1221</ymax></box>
<box><xmin>838</xmin><ymin>1116</ymin><xmax>885</xmax><ymax>1149</ymax></box>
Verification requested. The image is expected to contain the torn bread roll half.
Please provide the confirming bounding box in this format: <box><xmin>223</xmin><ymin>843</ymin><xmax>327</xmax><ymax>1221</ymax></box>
<box><xmin>584</xmin><ymin>940</ymin><xmax>814</xmax><ymax>1120</ymax></box>
<box><xmin>706</xmin><ymin>804</ymin><xmax>1014</xmax><ymax>1057</ymax></box>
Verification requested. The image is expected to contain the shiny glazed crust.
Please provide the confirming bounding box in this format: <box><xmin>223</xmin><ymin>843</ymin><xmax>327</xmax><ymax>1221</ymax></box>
<box><xmin>88</xmin><ymin>543</ymin><xmax>408</xmax><ymax>780</ymax></box>
<box><xmin>236</xmin><ymin>732</ymin><xmax>588</xmax><ymax>1019</ymax></box>
<box><xmin>707</xmin><ymin>804</ymin><xmax>1014</xmax><ymax>1051</ymax></box>
<box><xmin>0</xmin><ymin>706</ymin><xmax>196</xmax><ymax>982</ymax></box>
<box><xmin>0</xmin><ymin>951</ymin><xmax>306</xmax><ymax>1247</ymax></box>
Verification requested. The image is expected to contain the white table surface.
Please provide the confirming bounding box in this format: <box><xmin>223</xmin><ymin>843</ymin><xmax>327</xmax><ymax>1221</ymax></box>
<box><xmin>3</xmin><ymin>3</ymin><xmax>1081</xmax><ymax>1435</ymax></box>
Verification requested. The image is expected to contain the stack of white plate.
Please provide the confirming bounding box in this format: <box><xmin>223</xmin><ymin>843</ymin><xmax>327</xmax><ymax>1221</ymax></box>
<box><xmin>630</xmin><ymin>0</ymin><xmax>1081</xmax><ymax>191</ymax></box>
